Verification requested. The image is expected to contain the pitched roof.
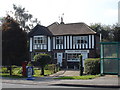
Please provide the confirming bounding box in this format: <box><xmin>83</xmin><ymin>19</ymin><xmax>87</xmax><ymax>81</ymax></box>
<box><xmin>28</xmin><ymin>24</ymin><xmax>53</xmax><ymax>37</ymax></box>
<box><xmin>48</xmin><ymin>22</ymin><xmax>96</xmax><ymax>35</ymax></box>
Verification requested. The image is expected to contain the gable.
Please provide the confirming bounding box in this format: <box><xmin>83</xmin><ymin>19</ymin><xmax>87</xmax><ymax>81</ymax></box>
<box><xmin>28</xmin><ymin>24</ymin><xmax>53</xmax><ymax>37</ymax></box>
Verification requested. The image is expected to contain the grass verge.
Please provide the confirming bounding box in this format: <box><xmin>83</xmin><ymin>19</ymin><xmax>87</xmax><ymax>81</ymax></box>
<box><xmin>0</xmin><ymin>66</ymin><xmax>55</xmax><ymax>78</ymax></box>
<box><xmin>54</xmin><ymin>75</ymin><xmax>100</xmax><ymax>80</ymax></box>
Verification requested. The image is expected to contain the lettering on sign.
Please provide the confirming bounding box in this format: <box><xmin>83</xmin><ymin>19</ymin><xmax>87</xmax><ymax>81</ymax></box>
<box><xmin>65</xmin><ymin>50</ymin><xmax>89</xmax><ymax>53</ymax></box>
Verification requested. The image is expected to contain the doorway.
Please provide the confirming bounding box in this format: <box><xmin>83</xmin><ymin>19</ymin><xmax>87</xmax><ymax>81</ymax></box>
<box><xmin>57</xmin><ymin>53</ymin><xmax>63</xmax><ymax>67</ymax></box>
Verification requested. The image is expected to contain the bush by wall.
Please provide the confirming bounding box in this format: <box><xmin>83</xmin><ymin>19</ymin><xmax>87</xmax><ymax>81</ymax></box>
<box><xmin>84</xmin><ymin>58</ymin><xmax>100</xmax><ymax>75</ymax></box>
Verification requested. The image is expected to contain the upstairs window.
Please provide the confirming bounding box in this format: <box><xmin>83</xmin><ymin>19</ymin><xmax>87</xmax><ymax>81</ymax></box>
<box><xmin>34</xmin><ymin>36</ymin><xmax>46</xmax><ymax>45</ymax></box>
<box><xmin>56</xmin><ymin>36</ymin><xmax>63</xmax><ymax>49</ymax></box>
<box><xmin>56</xmin><ymin>36</ymin><xmax>63</xmax><ymax>45</ymax></box>
<box><xmin>73</xmin><ymin>36</ymin><xmax>88</xmax><ymax>45</ymax></box>
<box><xmin>33</xmin><ymin>36</ymin><xmax>47</xmax><ymax>49</ymax></box>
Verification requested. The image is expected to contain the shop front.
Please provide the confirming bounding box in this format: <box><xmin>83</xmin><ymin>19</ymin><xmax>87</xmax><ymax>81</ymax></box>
<box><xmin>65</xmin><ymin>50</ymin><xmax>89</xmax><ymax>69</ymax></box>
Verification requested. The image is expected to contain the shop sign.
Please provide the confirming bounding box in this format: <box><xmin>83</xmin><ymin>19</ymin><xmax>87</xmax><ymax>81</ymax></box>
<box><xmin>65</xmin><ymin>50</ymin><xmax>89</xmax><ymax>53</ymax></box>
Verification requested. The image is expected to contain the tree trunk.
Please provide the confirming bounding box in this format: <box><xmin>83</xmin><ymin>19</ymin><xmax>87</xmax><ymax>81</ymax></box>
<box><xmin>9</xmin><ymin>65</ymin><xmax>12</xmax><ymax>76</ymax></box>
<box><xmin>40</xmin><ymin>67</ymin><xmax>44</xmax><ymax>75</ymax></box>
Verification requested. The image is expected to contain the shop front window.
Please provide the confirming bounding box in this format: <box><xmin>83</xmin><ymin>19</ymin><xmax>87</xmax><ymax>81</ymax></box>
<box><xmin>67</xmin><ymin>53</ymin><xmax>80</xmax><ymax>61</ymax></box>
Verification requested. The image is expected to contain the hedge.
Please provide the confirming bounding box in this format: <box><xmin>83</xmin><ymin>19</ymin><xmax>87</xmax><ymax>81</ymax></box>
<box><xmin>84</xmin><ymin>58</ymin><xmax>100</xmax><ymax>75</ymax></box>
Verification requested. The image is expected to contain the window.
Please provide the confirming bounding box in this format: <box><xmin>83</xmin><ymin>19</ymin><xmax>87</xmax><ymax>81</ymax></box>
<box><xmin>73</xmin><ymin>36</ymin><xmax>88</xmax><ymax>44</ymax></box>
<box><xmin>67</xmin><ymin>53</ymin><xmax>81</xmax><ymax>61</ymax></box>
<box><xmin>56</xmin><ymin>36</ymin><xmax>63</xmax><ymax>49</ymax></box>
<box><xmin>33</xmin><ymin>36</ymin><xmax>47</xmax><ymax>49</ymax></box>
<box><xmin>34</xmin><ymin>36</ymin><xmax>46</xmax><ymax>44</ymax></box>
<box><xmin>56</xmin><ymin>36</ymin><xmax>63</xmax><ymax>45</ymax></box>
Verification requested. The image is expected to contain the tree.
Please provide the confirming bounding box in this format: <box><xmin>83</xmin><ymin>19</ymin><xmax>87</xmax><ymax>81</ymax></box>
<box><xmin>90</xmin><ymin>23</ymin><xmax>112</xmax><ymax>41</ymax></box>
<box><xmin>2</xmin><ymin>15</ymin><xmax>29</xmax><ymax>75</ymax></box>
<box><xmin>8</xmin><ymin>4</ymin><xmax>40</xmax><ymax>32</ymax></box>
<box><xmin>113</xmin><ymin>26</ymin><xmax>120</xmax><ymax>42</ymax></box>
<box><xmin>34</xmin><ymin>53</ymin><xmax>51</xmax><ymax>75</ymax></box>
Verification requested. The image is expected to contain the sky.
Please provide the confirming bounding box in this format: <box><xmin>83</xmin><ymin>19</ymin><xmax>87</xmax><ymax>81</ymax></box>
<box><xmin>0</xmin><ymin>0</ymin><xmax>119</xmax><ymax>26</ymax></box>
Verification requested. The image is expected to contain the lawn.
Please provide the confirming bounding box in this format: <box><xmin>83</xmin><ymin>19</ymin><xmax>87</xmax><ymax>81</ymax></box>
<box><xmin>54</xmin><ymin>75</ymin><xmax>100</xmax><ymax>80</ymax></box>
<box><xmin>0</xmin><ymin>66</ymin><xmax>55</xmax><ymax>78</ymax></box>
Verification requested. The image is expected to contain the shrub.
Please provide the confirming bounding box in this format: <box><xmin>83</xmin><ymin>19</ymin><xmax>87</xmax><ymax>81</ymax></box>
<box><xmin>33</xmin><ymin>53</ymin><xmax>51</xmax><ymax>75</ymax></box>
<box><xmin>85</xmin><ymin>58</ymin><xmax>100</xmax><ymax>75</ymax></box>
<box><xmin>45</xmin><ymin>64</ymin><xmax>55</xmax><ymax>70</ymax></box>
<box><xmin>45</xmin><ymin>64</ymin><xmax>59</xmax><ymax>73</ymax></box>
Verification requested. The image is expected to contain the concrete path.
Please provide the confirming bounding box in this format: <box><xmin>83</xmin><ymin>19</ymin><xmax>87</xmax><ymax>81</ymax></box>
<box><xmin>49</xmin><ymin>70</ymin><xmax>80</xmax><ymax>77</ymax></box>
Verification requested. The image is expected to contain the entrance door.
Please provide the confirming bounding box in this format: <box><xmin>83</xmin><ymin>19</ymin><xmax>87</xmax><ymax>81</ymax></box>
<box><xmin>81</xmin><ymin>53</ymin><xmax>88</xmax><ymax>67</ymax></box>
<box><xmin>57</xmin><ymin>53</ymin><xmax>63</xmax><ymax>67</ymax></box>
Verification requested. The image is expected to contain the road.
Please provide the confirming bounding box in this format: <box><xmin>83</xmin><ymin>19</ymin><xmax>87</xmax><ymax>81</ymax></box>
<box><xmin>2</xmin><ymin>83</ymin><xmax>84</xmax><ymax>88</ymax></box>
<box><xmin>2</xmin><ymin>83</ymin><xmax>119</xmax><ymax>89</ymax></box>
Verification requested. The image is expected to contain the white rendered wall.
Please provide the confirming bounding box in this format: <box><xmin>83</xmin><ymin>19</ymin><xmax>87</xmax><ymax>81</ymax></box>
<box><xmin>70</xmin><ymin>36</ymin><xmax>72</xmax><ymax>49</ymax></box>
<box><xmin>53</xmin><ymin>37</ymin><xmax>55</xmax><ymax>49</ymax></box>
<box><xmin>67</xmin><ymin>36</ymin><xmax>69</xmax><ymax>49</ymax></box>
<box><xmin>89</xmin><ymin>35</ymin><xmax>91</xmax><ymax>49</ymax></box>
<box><xmin>64</xmin><ymin>36</ymin><xmax>66</xmax><ymax>49</ymax></box>
<box><xmin>92</xmin><ymin>35</ymin><xmax>94</xmax><ymax>48</ymax></box>
<box><xmin>30</xmin><ymin>38</ymin><xmax>32</xmax><ymax>52</ymax></box>
<box><xmin>48</xmin><ymin>37</ymin><xmax>51</xmax><ymax>51</ymax></box>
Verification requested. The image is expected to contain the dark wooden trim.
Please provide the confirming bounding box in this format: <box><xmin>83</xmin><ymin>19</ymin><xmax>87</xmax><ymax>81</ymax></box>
<box><xmin>69</xmin><ymin>35</ymin><xmax>70</xmax><ymax>49</ymax></box>
<box><xmin>47</xmin><ymin>36</ymin><xmax>48</xmax><ymax>51</ymax></box>
<box><xmin>63</xmin><ymin>36</ymin><xmax>65</xmax><ymax>49</ymax></box>
<box><xmin>66</xmin><ymin>36</ymin><xmax>68</xmax><ymax>49</ymax></box>
<box><xmin>91</xmin><ymin>35</ymin><xmax>92</xmax><ymax>49</ymax></box>
<box><xmin>72</xmin><ymin>36</ymin><xmax>73</xmax><ymax>49</ymax></box>
<box><xmin>74</xmin><ymin>36</ymin><xmax>76</xmax><ymax>49</ymax></box>
<box><xmin>51</xmin><ymin>36</ymin><xmax>53</xmax><ymax>51</ymax></box>
<box><xmin>94</xmin><ymin>35</ymin><xmax>96</xmax><ymax>49</ymax></box>
<box><xmin>65</xmin><ymin>36</ymin><xmax>66</xmax><ymax>50</ymax></box>
<box><xmin>32</xmin><ymin>37</ymin><xmax>33</xmax><ymax>52</ymax></box>
<box><xmin>88</xmin><ymin>35</ymin><xmax>89</xmax><ymax>49</ymax></box>
<box><xmin>55</xmin><ymin>36</ymin><xmax>56</xmax><ymax>49</ymax></box>
<box><xmin>78</xmin><ymin>44</ymin><xmax>80</xmax><ymax>49</ymax></box>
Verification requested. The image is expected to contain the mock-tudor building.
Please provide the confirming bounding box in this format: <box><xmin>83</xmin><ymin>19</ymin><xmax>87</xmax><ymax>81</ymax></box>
<box><xmin>28</xmin><ymin>22</ymin><xmax>100</xmax><ymax>69</ymax></box>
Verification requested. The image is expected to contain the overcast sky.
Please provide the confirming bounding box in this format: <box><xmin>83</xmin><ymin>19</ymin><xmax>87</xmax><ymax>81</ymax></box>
<box><xmin>0</xmin><ymin>0</ymin><xmax>119</xmax><ymax>26</ymax></box>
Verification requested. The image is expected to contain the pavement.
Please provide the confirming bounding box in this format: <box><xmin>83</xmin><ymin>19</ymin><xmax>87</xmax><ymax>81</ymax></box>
<box><xmin>1</xmin><ymin>70</ymin><xmax>120</xmax><ymax>88</ymax></box>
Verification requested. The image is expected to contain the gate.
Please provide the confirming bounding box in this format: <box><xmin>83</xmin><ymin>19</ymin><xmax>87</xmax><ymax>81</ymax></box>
<box><xmin>100</xmin><ymin>42</ymin><xmax>120</xmax><ymax>76</ymax></box>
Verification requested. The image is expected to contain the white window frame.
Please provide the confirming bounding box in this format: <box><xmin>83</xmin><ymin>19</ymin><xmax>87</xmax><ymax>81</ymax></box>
<box><xmin>73</xmin><ymin>36</ymin><xmax>88</xmax><ymax>45</ymax></box>
<box><xmin>33</xmin><ymin>36</ymin><xmax>47</xmax><ymax>49</ymax></box>
<box><xmin>67</xmin><ymin>53</ymin><xmax>80</xmax><ymax>62</ymax></box>
<box><xmin>56</xmin><ymin>36</ymin><xmax>63</xmax><ymax>49</ymax></box>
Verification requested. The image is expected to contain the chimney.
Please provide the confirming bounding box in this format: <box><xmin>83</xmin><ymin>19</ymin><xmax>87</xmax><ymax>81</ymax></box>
<box><xmin>60</xmin><ymin>13</ymin><xmax>64</xmax><ymax>24</ymax></box>
<box><xmin>60</xmin><ymin>17</ymin><xmax>64</xmax><ymax>24</ymax></box>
